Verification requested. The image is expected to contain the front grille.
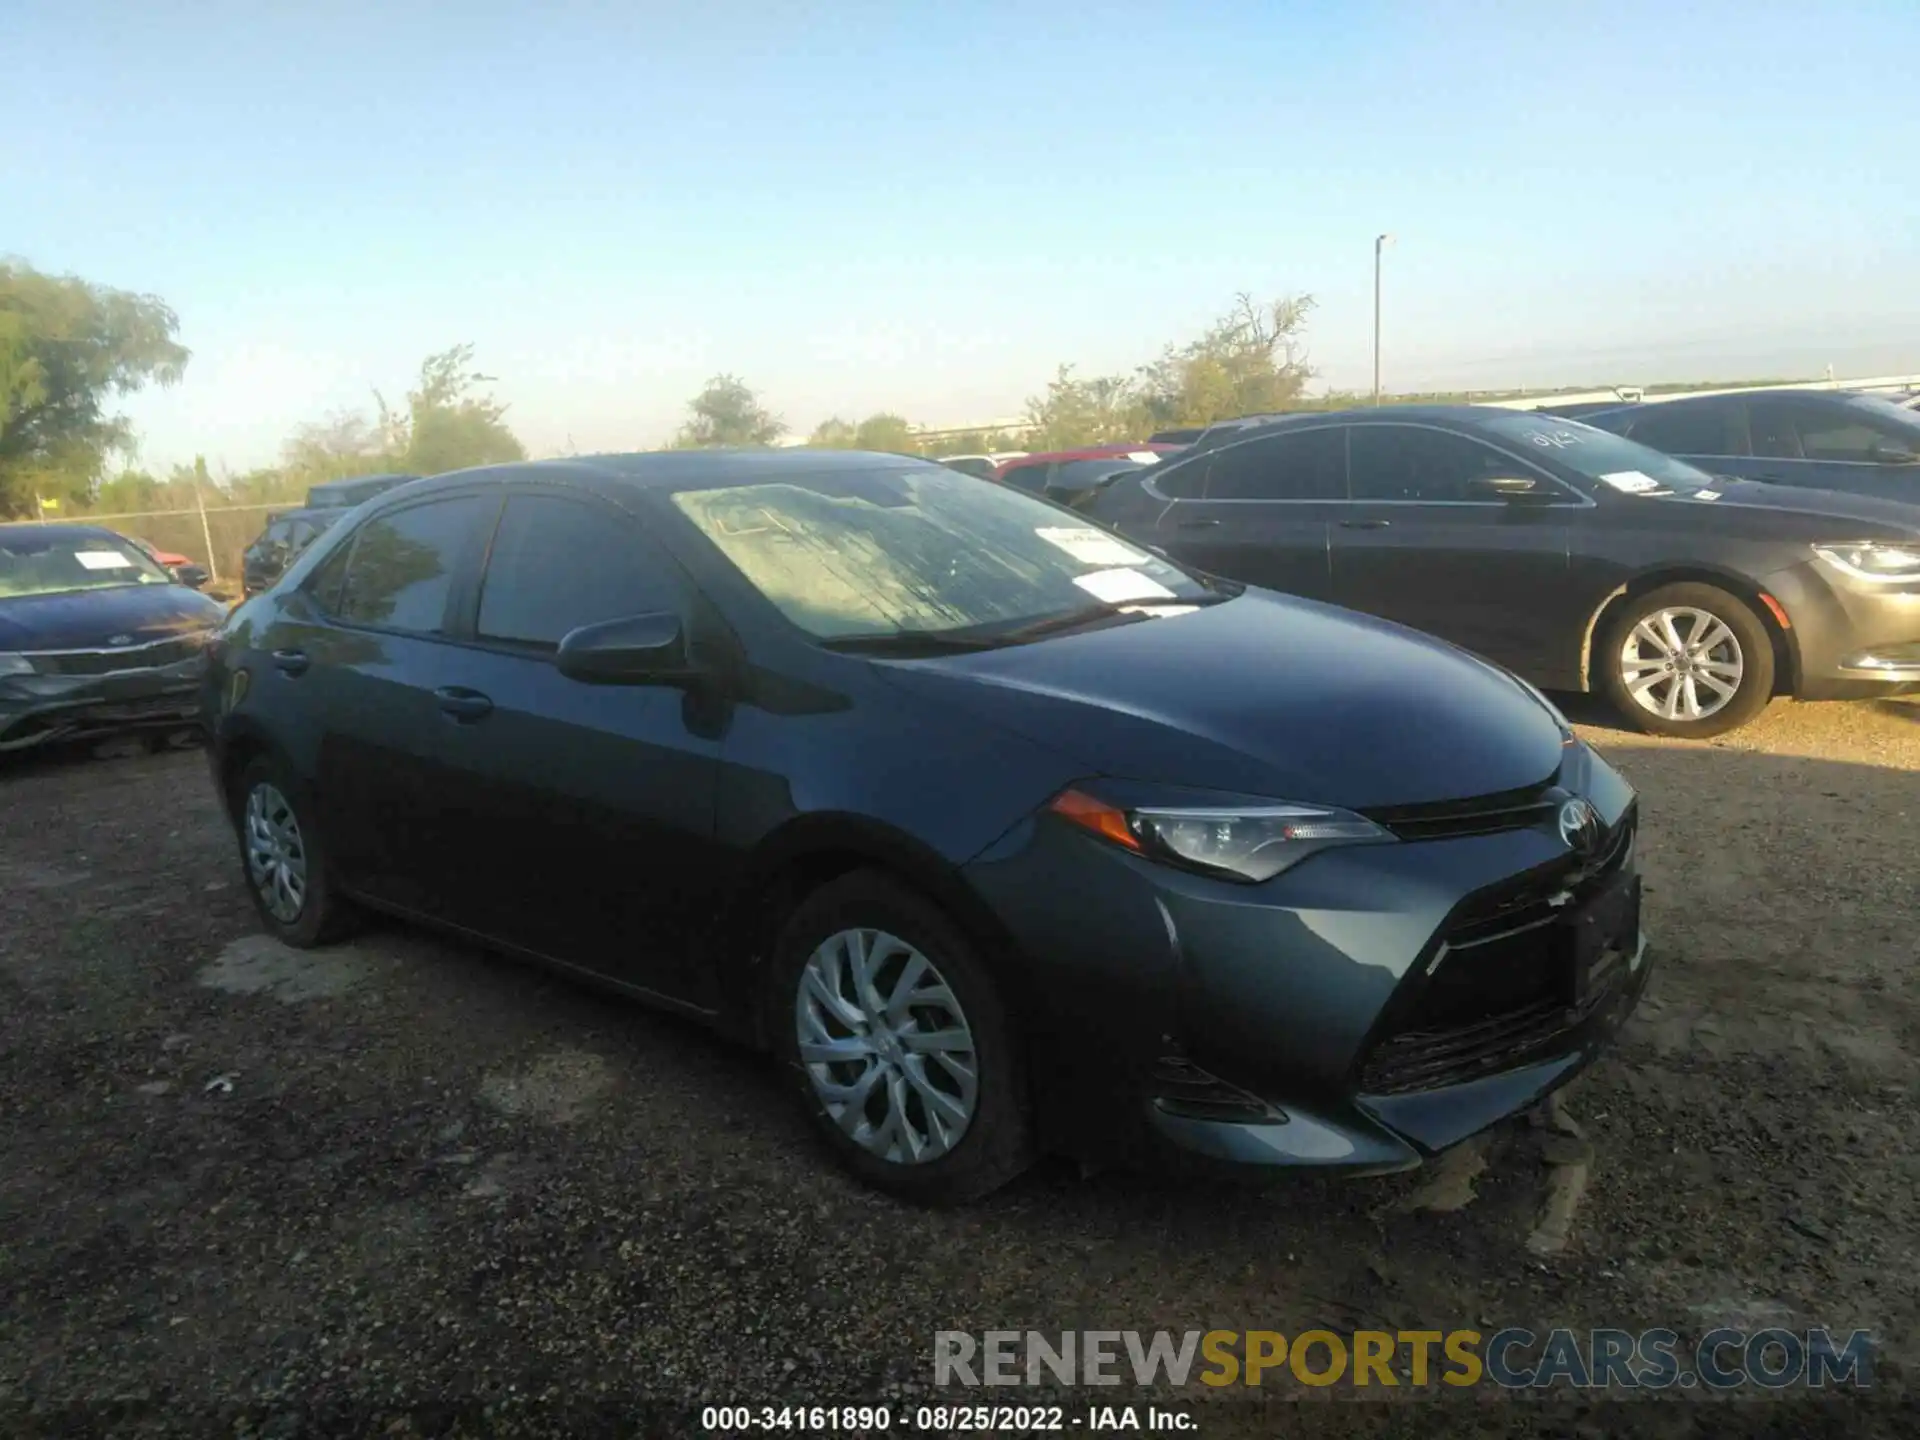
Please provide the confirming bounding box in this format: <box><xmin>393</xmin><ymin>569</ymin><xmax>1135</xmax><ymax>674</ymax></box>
<box><xmin>1356</xmin><ymin>807</ymin><xmax>1639</xmax><ymax>1094</ymax></box>
<box><xmin>1362</xmin><ymin>777</ymin><xmax>1560</xmax><ymax>842</ymax></box>
<box><xmin>29</xmin><ymin>634</ymin><xmax>206</xmax><ymax>676</ymax></box>
<box><xmin>1148</xmin><ymin>1057</ymin><xmax>1280</xmax><ymax>1122</ymax></box>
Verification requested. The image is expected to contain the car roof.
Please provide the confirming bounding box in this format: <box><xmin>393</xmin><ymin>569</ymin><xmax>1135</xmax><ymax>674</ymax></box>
<box><xmin>1001</xmin><ymin>444</ymin><xmax>1177</xmax><ymax>465</ymax></box>
<box><xmin>0</xmin><ymin>522</ymin><xmax>121</xmax><ymax>543</ymax></box>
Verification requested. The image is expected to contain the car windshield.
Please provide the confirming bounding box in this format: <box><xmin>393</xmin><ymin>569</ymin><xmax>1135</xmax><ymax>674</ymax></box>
<box><xmin>1841</xmin><ymin>393</ymin><xmax>1920</xmax><ymax>434</ymax></box>
<box><xmin>670</xmin><ymin>465</ymin><xmax>1219</xmax><ymax>645</ymax></box>
<box><xmin>0</xmin><ymin>532</ymin><xmax>175</xmax><ymax>599</ymax></box>
<box><xmin>1476</xmin><ymin>413</ymin><xmax>1718</xmax><ymax>495</ymax></box>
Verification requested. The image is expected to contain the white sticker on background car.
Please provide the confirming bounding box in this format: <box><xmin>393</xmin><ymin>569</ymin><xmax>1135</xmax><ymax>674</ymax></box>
<box><xmin>1036</xmin><ymin>527</ymin><xmax>1155</xmax><ymax>567</ymax></box>
<box><xmin>1073</xmin><ymin>568</ymin><xmax>1177</xmax><ymax>604</ymax></box>
<box><xmin>1596</xmin><ymin>471</ymin><xmax>1663</xmax><ymax>494</ymax></box>
<box><xmin>74</xmin><ymin>550</ymin><xmax>137</xmax><ymax>569</ymax></box>
<box><xmin>1693</xmin><ymin>490</ymin><xmax>1721</xmax><ymax>501</ymax></box>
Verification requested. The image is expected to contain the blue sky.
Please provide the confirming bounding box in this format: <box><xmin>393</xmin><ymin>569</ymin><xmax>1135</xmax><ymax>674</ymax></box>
<box><xmin>11</xmin><ymin>0</ymin><xmax>1920</xmax><ymax>473</ymax></box>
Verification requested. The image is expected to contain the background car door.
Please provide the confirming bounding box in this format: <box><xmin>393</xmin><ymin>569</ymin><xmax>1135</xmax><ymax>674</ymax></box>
<box><xmin>1328</xmin><ymin>424</ymin><xmax>1579</xmax><ymax>680</ymax></box>
<box><xmin>291</xmin><ymin>491</ymin><xmax>503</xmax><ymax>918</ymax></box>
<box><xmin>411</xmin><ymin>488</ymin><xmax>731</xmax><ymax>1007</ymax></box>
<box><xmin>1142</xmin><ymin>426</ymin><xmax>1347</xmax><ymax>601</ymax></box>
<box><xmin>1618</xmin><ymin>399</ymin><xmax>1748</xmax><ymax>479</ymax></box>
<box><xmin>1744</xmin><ymin>397</ymin><xmax>1920</xmax><ymax>499</ymax></box>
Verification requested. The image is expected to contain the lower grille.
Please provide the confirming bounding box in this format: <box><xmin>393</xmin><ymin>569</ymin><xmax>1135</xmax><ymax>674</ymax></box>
<box><xmin>1148</xmin><ymin>1057</ymin><xmax>1280</xmax><ymax>1122</ymax></box>
<box><xmin>1356</xmin><ymin>808</ymin><xmax>1640</xmax><ymax>1095</ymax></box>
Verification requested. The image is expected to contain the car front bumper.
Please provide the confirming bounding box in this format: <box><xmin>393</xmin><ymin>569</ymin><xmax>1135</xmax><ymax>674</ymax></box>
<box><xmin>0</xmin><ymin>654</ymin><xmax>209</xmax><ymax>752</ymax></box>
<box><xmin>1764</xmin><ymin>560</ymin><xmax>1920</xmax><ymax>700</ymax></box>
<box><xmin>964</xmin><ymin>744</ymin><xmax>1649</xmax><ymax>1175</ymax></box>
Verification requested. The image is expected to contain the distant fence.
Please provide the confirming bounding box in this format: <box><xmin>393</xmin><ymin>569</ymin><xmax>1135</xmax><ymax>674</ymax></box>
<box><xmin>38</xmin><ymin>501</ymin><xmax>281</xmax><ymax>591</ymax></box>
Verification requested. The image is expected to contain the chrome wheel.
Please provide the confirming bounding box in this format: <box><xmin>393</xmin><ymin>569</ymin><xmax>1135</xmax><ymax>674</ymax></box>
<box><xmin>795</xmin><ymin>928</ymin><xmax>979</xmax><ymax>1165</ymax></box>
<box><xmin>1618</xmin><ymin>606</ymin><xmax>1746</xmax><ymax>723</ymax></box>
<box><xmin>244</xmin><ymin>782</ymin><xmax>308</xmax><ymax>924</ymax></box>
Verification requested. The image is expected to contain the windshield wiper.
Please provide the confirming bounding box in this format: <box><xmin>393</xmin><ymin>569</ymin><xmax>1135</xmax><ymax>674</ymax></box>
<box><xmin>970</xmin><ymin>594</ymin><xmax>1226</xmax><ymax>647</ymax></box>
<box><xmin>820</xmin><ymin>630</ymin><xmax>998</xmax><ymax>656</ymax></box>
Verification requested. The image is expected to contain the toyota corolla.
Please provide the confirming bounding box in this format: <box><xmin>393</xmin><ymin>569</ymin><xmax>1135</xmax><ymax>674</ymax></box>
<box><xmin>201</xmin><ymin>450</ymin><xmax>1650</xmax><ymax>1203</ymax></box>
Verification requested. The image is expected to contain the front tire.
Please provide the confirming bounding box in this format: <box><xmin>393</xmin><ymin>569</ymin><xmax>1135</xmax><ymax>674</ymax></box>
<box><xmin>1600</xmin><ymin>582</ymin><xmax>1775</xmax><ymax>739</ymax></box>
<box><xmin>770</xmin><ymin>870</ymin><xmax>1033</xmax><ymax>1205</ymax></box>
<box><xmin>231</xmin><ymin>755</ymin><xmax>358</xmax><ymax>947</ymax></box>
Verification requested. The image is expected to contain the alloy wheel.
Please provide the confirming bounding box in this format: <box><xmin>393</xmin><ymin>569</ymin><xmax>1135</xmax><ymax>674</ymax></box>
<box><xmin>795</xmin><ymin>928</ymin><xmax>979</xmax><ymax>1165</ymax></box>
<box><xmin>1618</xmin><ymin>606</ymin><xmax>1746</xmax><ymax>723</ymax></box>
<box><xmin>244</xmin><ymin>782</ymin><xmax>309</xmax><ymax>924</ymax></box>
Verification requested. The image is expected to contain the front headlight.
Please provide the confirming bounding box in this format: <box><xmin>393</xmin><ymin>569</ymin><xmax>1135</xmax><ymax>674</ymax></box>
<box><xmin>1049</xmin><ymin>787</ymin><xmax>1394</xmax><ymax>883</ymax></box>
<box><xmin>1813</xmin><ymin>541</ymin><xmax>1920</xmax><ymax>581</ymax></box>
<box><xmin>0</xmin><ymin>652</ymin><xmax>33</xmax><ymax>678</ymax></box>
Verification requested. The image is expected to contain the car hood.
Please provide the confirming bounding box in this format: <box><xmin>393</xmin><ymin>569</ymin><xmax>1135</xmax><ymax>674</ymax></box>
<box><xmin>1679</xmin><ymin>479</ymin><xmax>1920</xmax><ymax>532</ymax></box>
<box><xmin>877</xmin><ymin>590</ymin><xmax>1569</xmax><ymax>810</ymax></box>
<box><xmin>0</xmin><ymin>584</ymin><xmax>228</xmax><ymax>652</ymax></box>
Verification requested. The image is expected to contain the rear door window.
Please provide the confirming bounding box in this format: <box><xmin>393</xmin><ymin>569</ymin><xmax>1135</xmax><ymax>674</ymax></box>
<box><xmin>1627</xmin><ymin>403</ymin><xmax>1740</xmax><ymax>457</ymax></box>
<box><xmin>1348</xmin><ymin>425</ymin><xmax>1518</xmax><ymax>502</ymax></box>
<box><xmin>335</xmin><ymin>495</ymin><xmax>495</xmax><ymax>634</ymax></box>
<box><xmin>1205</xmin><ymin>428</ymin><xmax>1348</xmax><ymax>500</ymax></box>
<box><xmin>475</xmin><ymin>493</ymin><xmax>682</xmax><ymax>649</ymax></box>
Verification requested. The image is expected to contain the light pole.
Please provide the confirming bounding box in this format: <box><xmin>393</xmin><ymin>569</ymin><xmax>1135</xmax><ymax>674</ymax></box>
<box><xmin>1373</xmin><ymin>233</ymin><xmax>1394</xmax><ymax>406</ymax></box>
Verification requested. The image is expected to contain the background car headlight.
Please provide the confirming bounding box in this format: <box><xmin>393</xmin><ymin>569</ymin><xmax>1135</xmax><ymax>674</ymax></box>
<box><xmin>1049</xmin><ymin>788</ymin><xmax>1394</xmax><ymax>883</ymax></box>
<box><xmin>1813</xmin><ymin>541</ymin><xmax>1920</xmax><ymax>581</ymax></box>
<box><xmin>0</xmin><ymin>653</ymin><xmax>34</xmax><ymax>678</ymax></box>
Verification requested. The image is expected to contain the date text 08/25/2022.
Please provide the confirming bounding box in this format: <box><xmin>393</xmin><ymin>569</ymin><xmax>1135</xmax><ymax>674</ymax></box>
<box><xmin>701</xmin><ymin>1404</ymin><xmax>1193</xmax><ymax>1432</ymax></box>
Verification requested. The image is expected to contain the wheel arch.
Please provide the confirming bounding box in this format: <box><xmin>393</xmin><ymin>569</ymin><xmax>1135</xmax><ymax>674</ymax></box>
<box><xmin>212</xmin><ymin>718</ymin><xmax>298</xmax><ymax>823</ymax></box>
<box><xmin>1577</xmin><ymin>564</ymin><xmax>1801</xmax><ymax>697</ymax></box>
<box><xmin>719</xmin><ymin>812</ymin><xmax>1030</xmax><ymax>1053</ymax></box>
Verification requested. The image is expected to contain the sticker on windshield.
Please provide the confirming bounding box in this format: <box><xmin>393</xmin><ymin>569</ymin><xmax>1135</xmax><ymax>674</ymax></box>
<box><xmin>1693</xmin><ymin>489</ymin><xmax>1721</xmax><ymax>501</ymax></box>
<box><xmin>1073</xmin><ymin>567</ymin><xmax>1177</xmax><ymax>604</ymax></box>
<box><xmin>74</xmin><ymin>550</ymin><xmax>136</xmax><ymax>569</ymax></box>
<box><xmin>1036</xmin><ymin>527</ymin><xmax>1155</xmax><ymax>567</ymax></box>
<box><xmin>1597</xmin><ymin>471</ymin><xmax>1663</xmax><ymax>494</ymax></box>
<box><xmin>1125</xmin><ymin>451</ymin><xmax>1163</xmax><ymax>464</ymax></box>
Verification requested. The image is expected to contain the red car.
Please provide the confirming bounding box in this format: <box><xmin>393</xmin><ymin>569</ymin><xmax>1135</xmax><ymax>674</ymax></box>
<box><xmin>992</xmin><ymin>443</ymin><xmax>1183</xmax><ymax>492</ymax></box>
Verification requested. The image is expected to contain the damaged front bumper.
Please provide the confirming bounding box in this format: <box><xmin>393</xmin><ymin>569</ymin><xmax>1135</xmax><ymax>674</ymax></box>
<box><xmin>0</xmin><ymin>652</ymin><xmax>210</xmax><ymax>752</ymax></box>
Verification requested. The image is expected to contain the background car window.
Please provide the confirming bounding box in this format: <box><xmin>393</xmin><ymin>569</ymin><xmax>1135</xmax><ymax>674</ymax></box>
<box><xmin>1205</xmin><ymin>428</ymin><xmax>1347</xmax><ymax>500</ymax></box>
<box><xmin>1348</xmin><ymin>426</ymin><xmax>1520</xmax><ymax>502</ymax></box>
<box><xmin>476</xmin><ymin>493</ymin><xmax>681</xmax><ymax>648</ymax></box>
<box><xmin>1149</xmin><ymin>454</ymin><xmax>1209</xmax><ymax>498</ymax></box>
<box><xmin>1000</xmin><ymin>463</ymin><xmax>1054</xmax><ymax>495</ymax></box>
<box><xmin>1753</xmin><ymin>400</ymin><xmax>1920</xmax><ymax>463</ymax></box>
<box><xmin>1627</xmin><ymin>404</ymin><xmax>1739</xmax><ymax>456</ymax></box>
<box><xmin>336</xmin><ymin>495</ymin><xmax>493</xmax><ymax>633</ymax></box>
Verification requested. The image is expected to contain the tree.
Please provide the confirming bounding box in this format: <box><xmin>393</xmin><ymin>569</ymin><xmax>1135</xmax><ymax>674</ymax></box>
<box><xmin>1134</xmin><ymin>293</ymin><xmax>1316</xmax><ymax>428</ymax></box>
<box><xmin>280</xmin><ymin>409</ymin><xmax>391</xmax><ymax>490</ymax></box>
<box><xmin>809</xmin><ymin>412</ymin><xmax>916</xmax><ymax>451</ymax></box>
<box><xmin>388</xmin><ymin>343</ymin><xmax>525</xmax><ymax>475</ymax></box>
<box><xmin>1022</xmin><ymin>365</ymin><xmax>1141</xmax><ymax>450</ymax></box>
<box><xmin>674</xmin><ymin>375</ymin><xmax>784</xmax><ymax>448</ymax></box>
<box><xmin>0</xmin><ymin>262</ymin><xmax>190</xmax><ymax>517</ymax></box>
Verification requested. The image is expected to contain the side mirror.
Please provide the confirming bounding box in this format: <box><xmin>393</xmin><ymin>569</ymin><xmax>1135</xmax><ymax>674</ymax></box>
<box><xmin>555</xmin><ymin>612</ymin><xmax>691</xmax><ymax>685</ymax></box>
<box><xmin>1468</xmin><ymin>474</ymin><xmax>1548</xmax><ymax>502</ymax></box>
<box><xmin>171</xmin><ymin>563</ymin><xmax>210</xmax><ymax>590</ymax></box>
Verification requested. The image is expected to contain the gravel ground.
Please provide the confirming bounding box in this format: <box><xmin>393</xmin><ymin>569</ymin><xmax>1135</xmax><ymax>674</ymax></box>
<box><xmin>2</xmin><ymin>698</ymin><xmax>1918</xmax><ymax>1438</ymax></box>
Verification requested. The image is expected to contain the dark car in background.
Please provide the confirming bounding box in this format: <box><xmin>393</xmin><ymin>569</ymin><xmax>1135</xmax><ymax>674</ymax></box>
<box><xmin>1582</xmin><ymin>390</ymin><xmax>1920</xmax><ymax>501</ymax></box>
<box><xmin>992</xmin><ymin>444</ymin><xmax>1180</xmax><ymax>496</ymax></box>
<box><xmin>1</xmin><ymin>524</ymin><xmax>228</xmax><ymax>753</ymax></box>
<box><xmin>241</xmin><ymin>474</ymin><xmax>416</xmax><ymax>596</ymax></box>
<box><xmin>1085</xmin><ymin>406</ymin><xmax>1920</xmax><ymax>738</ymax></box>
<box><xmin>203</xmin><ymin>449</ymin><xmax>1647</xmax><ymax>1203</ymax></box>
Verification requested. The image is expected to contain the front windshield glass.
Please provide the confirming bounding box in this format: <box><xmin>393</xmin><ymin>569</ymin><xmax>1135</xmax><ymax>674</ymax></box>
<box><xmin>1477</xmin><ymin>413</ymin><xmax>1718</xmax><ymax>495</ymax></box>
<box><xmin>670</xmin><ymin>465</ymin><xmax>1216</xmax><ymax>643</ymax></box>
<box><xmin>0</xmin><ymin>531</ymin><xmax>175</xmax><ymax>599</ymax></box>
<box><xmin>1841</xmin><ymin>393</ymin><xmax>1920</xmax><ymax>434</ymax></box>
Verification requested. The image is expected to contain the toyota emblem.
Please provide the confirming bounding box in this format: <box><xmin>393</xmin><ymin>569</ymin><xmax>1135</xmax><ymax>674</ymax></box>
<box><xmin>1557</xmin><ymin>798</ymin><xmax>1604</xmax><ymax>857</ymax></box>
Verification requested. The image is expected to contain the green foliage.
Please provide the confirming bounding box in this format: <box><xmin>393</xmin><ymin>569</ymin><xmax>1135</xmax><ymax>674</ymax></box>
<box><xmin>674</xmin><ymin>374</ymin><xmax>785</xmax><ymax>448</ymax></box>
<box><xmin>922</xmin><ymin>429</ymin><xmax>1027</xmax><ymax>458</ymax></box>
<box><xmin>387</xmin><ymin>343</ymin><xmax>526</xmax><ymax>475</ymax></box>
<box><xmin>808</xmin><ymin>412</ymin><xmax>917</xmax><ymax>452</ymax></box>
<box><xmin>1023</xmin><ymin>365</ymin><xmax>1141</xmax><ymax>450</ymax></box>
<box><xmin>0</xmin><ymin>261</ymin><xmax>190</xmax><ymax>517</ymax></box>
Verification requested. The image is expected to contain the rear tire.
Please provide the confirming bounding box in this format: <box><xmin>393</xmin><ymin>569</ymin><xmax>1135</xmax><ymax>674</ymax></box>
<box><xmin>230</xmin><ymin>755</ymin><xmax>359</xmax><ymax>947</ymax></box>
<box><xmin>1599</xmin><ymin>582</ymin><xmax>1774</xmax><ymax>739</ymax></box>
<box><xmin>770</xmin><ymin>870</ymin><xmax>1033</xmax><ymax>1205</ymax></box>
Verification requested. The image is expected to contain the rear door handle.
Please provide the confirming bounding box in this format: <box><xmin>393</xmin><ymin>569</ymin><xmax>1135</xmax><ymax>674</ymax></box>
<box><xmin>434</xmin><ymin>687</ymin><xmax>494</xmax><ymax>722</ymax></box>
<box><xmin>271</xmin><ymin>649</ymin><xmax>310</xmax><ymax>676</ymax></box>
<box><xmin>1339</xmin><ymin>518</ymin><xmax>1391</xmax><ymax>530</ymax></box>
<box><xmin>1175</xmin><ymin>517</ymin><xmax>1220</xmax><ymax>529</ymax></box>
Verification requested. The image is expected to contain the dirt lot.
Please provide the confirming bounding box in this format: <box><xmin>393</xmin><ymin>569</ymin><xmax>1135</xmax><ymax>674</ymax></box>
<box><xmin>2</xmin><ymin>698</ymin><xmax>1917</xmax><ymax>1437</ymax></box>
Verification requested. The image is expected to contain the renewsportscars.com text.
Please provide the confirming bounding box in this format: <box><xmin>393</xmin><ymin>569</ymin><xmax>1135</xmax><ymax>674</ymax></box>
<box><xmin>933</xmin><ymin>1328</ymin><xmax>1874</xmax><ymax>1390</ymax></box>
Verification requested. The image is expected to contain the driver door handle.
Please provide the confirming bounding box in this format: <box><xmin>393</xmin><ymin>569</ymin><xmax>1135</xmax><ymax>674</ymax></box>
<box><xmin>434</xmin><ymin>687</ymin><xmax>494</xmax><ymax>722</ymax></box>
<box><xmin>1339</xmin><ymin>518</ymin><xmax>1391</xmax><ymax>530</ymax></box>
